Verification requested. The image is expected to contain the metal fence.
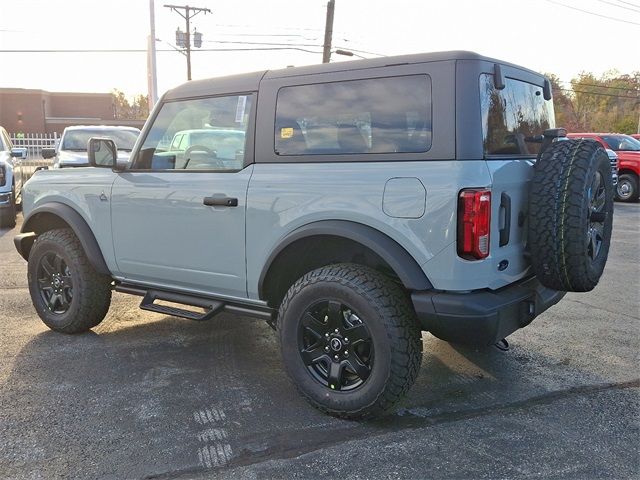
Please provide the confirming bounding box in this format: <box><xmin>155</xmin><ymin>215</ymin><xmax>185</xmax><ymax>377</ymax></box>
<box><xmin>10</xmin><ymin>132</ymin><xmax>58</xmax><ymax>159</ymax></box>
<box><xmin>10</xmin><ymin>133</ymin><xmax>58</xmax><ymax>179</ymax></box>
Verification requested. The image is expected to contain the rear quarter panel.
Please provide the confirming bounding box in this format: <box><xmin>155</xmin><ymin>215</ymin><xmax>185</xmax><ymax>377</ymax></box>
<box><xmin>245</xmin><ymin>160</ymin><xmax>494</xmax><ymax>298</ymax></box>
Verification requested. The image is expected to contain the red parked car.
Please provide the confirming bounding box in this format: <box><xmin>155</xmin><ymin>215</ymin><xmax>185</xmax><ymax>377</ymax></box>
<box><xmin>567</xmin><ymin>133</ymin><xmax>640</xmax><ymax>202</ymax></box>
<box><xmin>631</xmin><ymin>134</ymin><xmax>640</xmax><ymax>141</ymax></box>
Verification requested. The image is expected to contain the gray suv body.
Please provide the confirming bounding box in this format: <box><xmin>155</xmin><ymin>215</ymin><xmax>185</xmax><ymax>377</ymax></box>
<box><xmin>14</xmin><ymin>51</ymin><xmax>614</xmax><ymax>418</ymax></box>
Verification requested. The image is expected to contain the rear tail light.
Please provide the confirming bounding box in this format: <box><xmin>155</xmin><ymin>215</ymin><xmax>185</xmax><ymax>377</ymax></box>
<box><xmin>457</xmin><ymin>189</ymin><xmax>491</xmax><ymax>260</ymax></box>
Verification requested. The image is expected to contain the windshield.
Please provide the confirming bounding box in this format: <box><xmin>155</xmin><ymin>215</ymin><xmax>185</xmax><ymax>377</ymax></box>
<box><xmin>601</xmin><ymin>134</ymin><xmax>640</xmax><ymax>152</ymax></box>
<box><xmin>62</xmin><ymin>129</ymin><xmax>139</xmax><ymax>152</ymax></box>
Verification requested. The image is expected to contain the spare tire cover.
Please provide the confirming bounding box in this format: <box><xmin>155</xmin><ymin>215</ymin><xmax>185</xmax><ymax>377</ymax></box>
<box><xmin>528</xmin><ymin>139</ymin><xmax>614</xmax><ymax>292</ymax></box>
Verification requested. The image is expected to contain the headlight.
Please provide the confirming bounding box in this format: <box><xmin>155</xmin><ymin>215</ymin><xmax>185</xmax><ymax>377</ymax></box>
<box><xmin>0</xmin><ymin>165</ymin><xmax>5</xmax><ymax>186</ymax></box>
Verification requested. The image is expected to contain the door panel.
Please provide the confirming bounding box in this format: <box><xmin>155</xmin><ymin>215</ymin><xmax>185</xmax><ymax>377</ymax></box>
<box><xmin>110</xmin><ymin>166</ymin><xmax>253</xmax><ymax>297</ymax></box>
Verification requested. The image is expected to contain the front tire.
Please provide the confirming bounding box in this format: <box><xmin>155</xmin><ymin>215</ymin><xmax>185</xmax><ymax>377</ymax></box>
<box><xmin>278</xmin><ymin>264</ymin><xmax>423</xmax><ymax>419</ymax></box>
<box><xmin>615</xmin><ymin>174</ymin><xmax>639</xmax><ymax>202</ymax></box>
<box><xmin>28</xmin><ymin>228</ymin><xmax>112</xmax><ymax>333</ymax></box>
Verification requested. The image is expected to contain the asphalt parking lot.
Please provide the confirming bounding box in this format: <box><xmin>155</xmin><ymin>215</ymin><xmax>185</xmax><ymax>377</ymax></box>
<box><xmin>0</xmin><ymin>204</ymin><xmax>638</xmax><ymax>479</ymax></box>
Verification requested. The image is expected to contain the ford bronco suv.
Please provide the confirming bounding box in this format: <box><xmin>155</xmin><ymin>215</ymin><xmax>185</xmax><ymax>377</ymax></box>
<box><xmin>14</xmin><ymin>51</ymin><xmax>614</xmax><ymax>418</ymax></box>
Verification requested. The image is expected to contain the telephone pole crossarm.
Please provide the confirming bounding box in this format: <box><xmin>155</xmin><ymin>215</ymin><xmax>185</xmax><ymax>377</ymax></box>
<box><xmin>164</xmin><ymin>3</ymin><xmax>211</xmax><ymax>80</ymax></box>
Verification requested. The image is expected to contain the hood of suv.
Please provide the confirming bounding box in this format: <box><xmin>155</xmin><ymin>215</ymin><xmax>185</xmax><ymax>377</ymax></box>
<box><xmin>57</xmin><ymin>150</ymin><xmax>89</xmax><ymax>167</ymax></box>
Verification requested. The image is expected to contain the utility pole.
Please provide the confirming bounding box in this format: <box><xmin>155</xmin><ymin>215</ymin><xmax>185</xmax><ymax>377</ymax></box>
<box><xmin>322</xmin><ymin>0</ymin><xmax>335</xmax><ymax>63</ymax></box>
<box><xmin>147</xmin><ymin>0</ymin><xmax>158</xmax><ymax>108</ymax></box>
<box><xmin>164</xmin><ymin>4</ymin><xmax>211</xmax><ymax>80</ymax></box>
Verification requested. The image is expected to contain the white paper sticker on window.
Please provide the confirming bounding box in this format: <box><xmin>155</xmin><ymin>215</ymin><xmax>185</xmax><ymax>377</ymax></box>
<box><xmin>235</xmin><ymin>96</ymin><xmax>247</xmax><ymax>124</ymax></box>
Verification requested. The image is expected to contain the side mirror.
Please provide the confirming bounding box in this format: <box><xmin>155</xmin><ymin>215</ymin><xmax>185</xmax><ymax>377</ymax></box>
<box><xmin>88</xmin><ymin>137</ymin><xmax>118</xmax><ymax>169</ymax></box>
<box><xmin>11</xmin><ymin>147</ymin><xmax>28</xmax><ymax>159</ymax></box>
<box><xmin>41</xmin><ymin>147</ymin><xmax>56</xmax><ymax>159</ymax></box>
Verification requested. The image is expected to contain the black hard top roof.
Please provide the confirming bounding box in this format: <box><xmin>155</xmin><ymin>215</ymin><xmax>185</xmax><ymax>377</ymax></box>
<box><xmin>164</xmin><ymin>50</ymin><xmax>541</xmax><ymax>100</ymax></box>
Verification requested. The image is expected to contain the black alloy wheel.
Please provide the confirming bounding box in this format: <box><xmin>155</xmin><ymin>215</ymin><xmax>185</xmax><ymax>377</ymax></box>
<box><xmin>299</xmin><ymin>300</ymin><xmax>373</xmax><ymax>391</ymax></box>
<box><xmin>27</xmin><ymin>228</ymin><xmax>112</xmax><ymax>333</ymax></box>
<box><xmin>587</xmin><ymin>170</ymin><xmax>607</xmax><ymax>262</ymax></box>
<box><xmin>278</xmin><ymin>264</ymin><xmax>423</xmax><ymax>419</ymax></box>
<box><xmin>36</xmin><ymin>252</ymin><xmax>73</xmax><ymax>314</ymax></box>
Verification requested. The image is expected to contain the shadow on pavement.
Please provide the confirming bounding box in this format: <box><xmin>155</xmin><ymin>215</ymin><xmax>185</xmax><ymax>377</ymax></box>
<box><xmin>1</xmin><ymin>310</ymin><xmax>627</xmax><ymax>478</ymax></box>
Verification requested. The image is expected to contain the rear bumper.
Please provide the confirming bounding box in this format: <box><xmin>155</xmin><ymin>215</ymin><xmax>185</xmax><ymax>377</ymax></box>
<box><xmin>412</xmin><ymin>276</ymin><xmax>566</xmax><ymax>346</ymax></box>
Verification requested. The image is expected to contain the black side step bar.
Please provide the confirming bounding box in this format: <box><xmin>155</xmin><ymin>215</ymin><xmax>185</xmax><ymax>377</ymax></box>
<box><xmin>140</xmin><ymin>290</ymin><xmax>224</xmax><ymax>321</ymax></box>
<box><xmin>115</xmin><ymin>283</ymin><xmax>275</xmax><ymax>324</ymax></box>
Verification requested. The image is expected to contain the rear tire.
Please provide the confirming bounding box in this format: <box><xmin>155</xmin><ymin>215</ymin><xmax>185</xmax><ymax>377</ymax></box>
<box><xmin>28</xmin><ymin>228</ymin><xmax>112</xmax><ymax>333</ymax></box>
<box><xmin>528</xmin><ymin>139</ymin><xmax>614</xmax><ymax>292</ymax></box>
<box><xmin>615</xmin><ymin>174</ymin><xmax>638</xmax><ymax>202</ymax></box>
<box><xmin>278</xmin><ymin>264</ymin><xmax>423</xmax><ymax>419</ymax></box>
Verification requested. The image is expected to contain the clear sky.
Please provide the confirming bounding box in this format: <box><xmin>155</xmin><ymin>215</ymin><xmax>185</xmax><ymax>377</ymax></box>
<box><xmin>0</xmin><ymin>0</ymin><xmax>638</xmax><ymax>100</ymax></box>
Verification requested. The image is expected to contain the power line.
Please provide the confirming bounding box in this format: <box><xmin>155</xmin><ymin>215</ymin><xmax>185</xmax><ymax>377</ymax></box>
<box><xmin>0</xmin><ymin>47</ymin><xmax>324</xmax><ymax>54</ymax></box>
<box><xmin>543</xmin><ymin>0</ymin><xmax>640</xmax><ymax>25</ymax></box>
<box><xmin>595</xmin><ymin>0</ymin><xmax>640</xmax><ymax>12</ymax></box>
<box><xmin>558</xmin><ymin>81</ymin><xmax>639</xmax><ymax>92</ymax></box>
<box><xmin>557</xmin><ymin>87</ymin><xmax>640</xmax><ymax>99</ymax></box>
<box><xmin>613</xmin><ymin>0</ymin><xmax>640</xmax><ymax>7</ymax></box>
<box><xmin>203</xmin><ymin>39</ymin><xmax>323</xmax><ymax>47</ymax></box>
<box><xmin>333</xmin><ymin>45</ymin><xmax>384</xmax><ymax>57</ymax></box>
<box><xmin>207</xmin><ymin>32</ymin><xmax>320</xmax><ymax>40</ymax></box>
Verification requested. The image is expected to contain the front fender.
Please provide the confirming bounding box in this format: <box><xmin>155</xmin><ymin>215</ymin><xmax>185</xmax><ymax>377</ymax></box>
<box><xmin>18</xmin><ymin>202</ymin><xmax>110</xmax><ymax>275</ymax></box>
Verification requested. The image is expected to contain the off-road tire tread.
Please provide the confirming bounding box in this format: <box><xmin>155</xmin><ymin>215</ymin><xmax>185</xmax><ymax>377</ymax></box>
<box><xmin>528</xmin><ymin>139</ymin><xmax>613</xmax><ymax>292</ymax></box>
<box><xmin>278</xmin><ymin>263</ymin><xmax>422</xmax><ymax>419</ymax></box>
<box><xmin>29</xmin><ymin>228</ymin><xmax>111</xmax><ymax>333</ymax></box>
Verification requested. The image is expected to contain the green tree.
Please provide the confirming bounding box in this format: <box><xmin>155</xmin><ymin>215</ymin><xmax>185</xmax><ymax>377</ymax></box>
<box><xmin>112</xmin><ymin>89</ymin><xmax>150</xmax><ymax>120</ymax></box>
<box><xmin>551</xmin><ymin>71</ymin><xmax>640</xmax><ymax>134</ymax></box>
<box><xmin>546</xmin><ymin>73</ymin><xmax>579</xmax><ymax>131</ymax></box>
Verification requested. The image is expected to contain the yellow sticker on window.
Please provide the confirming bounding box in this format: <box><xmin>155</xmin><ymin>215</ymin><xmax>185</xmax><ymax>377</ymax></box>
<box><xmin>280</xmin><ymin>127</ymin><xmax>294</xmax><ymax>139</ymax></box>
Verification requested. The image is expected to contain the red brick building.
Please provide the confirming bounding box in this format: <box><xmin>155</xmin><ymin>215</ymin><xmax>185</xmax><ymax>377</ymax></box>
<box><xmin>0</xmin><ymin>88</ymin><xmax>145</xmax><ymax>135</ymax></box>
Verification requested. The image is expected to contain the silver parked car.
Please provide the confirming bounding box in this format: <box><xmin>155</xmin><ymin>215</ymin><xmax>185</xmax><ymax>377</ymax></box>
<box><xmin>42</xmin><ymin>125</ymin><xmax>140</xmax><ymax>168</ymax></box>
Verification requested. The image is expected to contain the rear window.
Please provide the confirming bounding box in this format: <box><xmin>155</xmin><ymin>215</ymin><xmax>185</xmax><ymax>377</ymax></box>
<box><xmin>480</xmin><ymin>74</ymin><xmax>555</xmax><ymax>156</ymax></box>
<box><xmin>275</xmin><ymin>75</ymin><xmax>432</xmax><ymax>156</ymax></box>
<box><xmin>62</xmin><ymin>129</ymin><xmax>139</xmax><ymax>152</ymax></box>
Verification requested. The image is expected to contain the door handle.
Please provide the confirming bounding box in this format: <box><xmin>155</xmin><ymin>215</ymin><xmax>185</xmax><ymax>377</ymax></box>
<box><xmin>203</xmin><ymin>195</ymin><xmax>238</xmax><ymax>207</ymax></box>
<box><xmin>499</xmin><ymin>192</ymin><xmax>511</xmax><ymax>247</ymax></box>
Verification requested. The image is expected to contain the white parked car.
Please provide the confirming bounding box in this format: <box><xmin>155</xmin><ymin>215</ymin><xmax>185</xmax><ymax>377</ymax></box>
<box><xmin>42</xmin><ymin>125</ymin><xmax>140</xmax><ymax>168</ymax></box>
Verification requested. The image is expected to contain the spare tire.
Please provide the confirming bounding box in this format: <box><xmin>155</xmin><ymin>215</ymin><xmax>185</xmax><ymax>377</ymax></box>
<box><xmin>528</xmin><ymin>139</ymin><xmax>614</xmax><ymax>292</ymax></box>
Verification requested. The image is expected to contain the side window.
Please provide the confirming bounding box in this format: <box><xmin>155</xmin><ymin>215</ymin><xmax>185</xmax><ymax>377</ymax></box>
<box><xmin>178</xmin><ymin>134</ymin><xmax>190</xmax><ymax>151</ymax></box>
<box><xmin>275</xmin><ymin>75</ymin><xmax>432</xmax><ymax>156</ymax></box>
<box><xmin>480</xmin><ymin>74</ymin><xmax>555</xmax><ymax>156</ymax></box>
<box><xmin>134</xmin><ymin>94</ymin><xmax>253</xmax><ymax>171</ymax></box>
<box><xmin>170</xmin><ymin>134</ymin><xmax>183</xmax><ymax>151</ymax></box>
